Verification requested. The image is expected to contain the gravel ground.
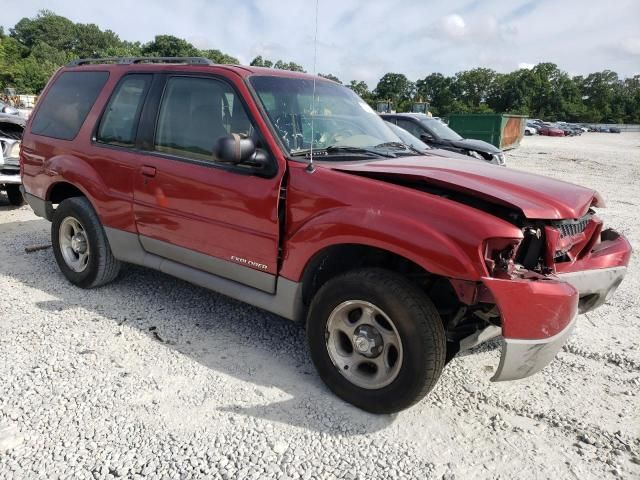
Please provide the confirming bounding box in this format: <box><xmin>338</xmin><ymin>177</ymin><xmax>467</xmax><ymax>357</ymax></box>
<box><xmin>1</xmin><ymin>132</ymin><xmax>639</xmax><ymax>479</ymax></box>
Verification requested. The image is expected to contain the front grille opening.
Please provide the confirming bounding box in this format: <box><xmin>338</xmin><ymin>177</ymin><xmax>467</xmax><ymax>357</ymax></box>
<box><xmin>558</xmin><ymin>218</ymin><xmax>590</xmax><ymax>238</ymax></box>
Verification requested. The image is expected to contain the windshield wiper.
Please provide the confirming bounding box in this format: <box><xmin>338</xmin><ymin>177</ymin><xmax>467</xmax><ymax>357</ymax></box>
<box><xmin>291</xmin><ymin>145</ymin><xmax>395</xmax><ymax>158</ymax></box>
<box><xmin>374</xmin><ymin>141</ymin><xmax>422</xmax><ymax>154</ymax></box>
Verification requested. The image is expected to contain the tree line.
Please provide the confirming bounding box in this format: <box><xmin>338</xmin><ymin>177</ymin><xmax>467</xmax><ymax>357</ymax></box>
<box><xmin>1</xmin><ymin>11</ymin><xmax>638</xmax><ymax>123</ymax></box>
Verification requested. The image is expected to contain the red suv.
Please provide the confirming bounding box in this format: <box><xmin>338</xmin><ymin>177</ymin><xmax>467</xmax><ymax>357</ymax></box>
<box><xmin>20</xmin><ymin>58</ymin><xmax>631</xmax><ymax>413</ymax></box>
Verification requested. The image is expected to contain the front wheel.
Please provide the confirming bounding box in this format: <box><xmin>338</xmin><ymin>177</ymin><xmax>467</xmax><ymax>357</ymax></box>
<box><xmin>51</xmin><ymin>197</ymin><xmax>121</xmax><ymax>288</ymax></box>
<box><xmin>5</xmin><ymin>184</ymin><xmax>24</xmax><ymax>206</ymax></box>
<box><xmin>307</xmin><ymin>268</ymin><xmax>446</xmax><ymax>413</ymax></box>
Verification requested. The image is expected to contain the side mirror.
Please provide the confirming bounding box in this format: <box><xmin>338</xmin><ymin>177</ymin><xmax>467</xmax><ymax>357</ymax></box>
<box><xmin>420</xmin><ymin>132</ymin><xmax>434</xmax><ymax>142</ymax></box>
<box><xmin>215</xmin><ymin>134</ymin><xmax>256</xmax><ymax>164</ymax></box>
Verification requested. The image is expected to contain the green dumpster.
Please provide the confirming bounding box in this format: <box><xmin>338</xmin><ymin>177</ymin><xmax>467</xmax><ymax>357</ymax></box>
<box><xmin>447</xmin><ymin>114</ymin><xmax>526</xmax><ymax>150</ymax></box>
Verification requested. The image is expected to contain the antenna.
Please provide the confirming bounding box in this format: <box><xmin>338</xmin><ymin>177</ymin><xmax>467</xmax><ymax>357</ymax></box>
<box><xmin>307</xmin><ymin>0</ymin><xmax>320</xmax><ymax>173</ymax></box>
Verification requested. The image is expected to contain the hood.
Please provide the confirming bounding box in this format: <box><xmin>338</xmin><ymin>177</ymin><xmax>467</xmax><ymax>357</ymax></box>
<box><xmin>446</xmin><ymin>138</ymin><xmax>501</xmax><ymax>154</ymax></box>
<box><xmin>329</xmin><ymin>156</ymin><xmax>602</xmax><ymax>220</ymax></box>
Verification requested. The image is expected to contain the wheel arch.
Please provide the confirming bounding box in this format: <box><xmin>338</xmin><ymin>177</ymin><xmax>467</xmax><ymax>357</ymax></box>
<box><xmin>47</xmin><ymin>181</ymin><xmax>88</xmax><ymax>204</ymax></box>
<box><xmin>298</xmin><ymin>243</ymin><xmax>462</xmax><ymax>319</ymax></box>
<box><xmin>38</xmin><ymin>153</ymin><xmax>133</xmax><ymax>230</ymax></box>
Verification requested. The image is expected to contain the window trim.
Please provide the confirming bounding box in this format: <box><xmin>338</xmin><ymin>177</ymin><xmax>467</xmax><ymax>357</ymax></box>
<box><xmin>30</xmin><ymin>70</ymin><xmax>110</xmax><ymax>142</ymax></box>
<box><xmin>93</xmin><ymin>73</ymin><xmax>153</xmax><ymax>149</ymax></box>
<box><xmin>140</xmin><ymin>73</ymin><xmax>278</xmax><ymax>178</ymax></box>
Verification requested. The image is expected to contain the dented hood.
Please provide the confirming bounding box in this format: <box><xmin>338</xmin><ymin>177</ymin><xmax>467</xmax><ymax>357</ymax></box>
<box><xmin>328</xmin><ymin>155</ymin><xmax>602</xmax><ymax>220</ymax></box>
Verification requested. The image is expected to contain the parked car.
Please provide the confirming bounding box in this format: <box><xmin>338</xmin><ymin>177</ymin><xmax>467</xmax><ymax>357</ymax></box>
<box><xmin>524</xmin><ymin>125</ymin><xmax>538</xmax><ymax>136</ymax></box>
<box><xmin>0</xmin><ymin>111</ymin><xmax>26</xmax><ymax>205</ymax></box>
<box><xmin>556</xmin><ymin>122</ymin><xmax>583</xmax><ymax>136</ymax></box>
<box><xmin>385</xmin><ymin>121</ymin><xmax>483</xmax><ymax>161</ymax></box>
<box><xmin>21</xmin><ymin>58</ymin><xmax>631</xmax><ymax>413</ymax></box>
<box><xmin>537</xmin><ymin>124</ymin><xmax>565</xmax><ymax>136</ymax></box>
<box><xmin>609</xmin><ymin>126</ymin><xmax>622</xmax><ymax>134</ymax></box>
<box><xmin>381</xmin><ymin>113</ymin><xmax>506</xmax><ymax>165</ymax></box>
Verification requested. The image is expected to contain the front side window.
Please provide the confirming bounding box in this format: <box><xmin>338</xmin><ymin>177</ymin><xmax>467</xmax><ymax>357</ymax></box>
<box><xmin>31</xmin><ymin>71</ymin><xmax>109</xmax><ymax>140</ymax></box>
<box><xmin>396</xmin><ymin>119</ymin><xmax>424</xmax><ymax>139</ymax></box>
<box><xmin>249</xmin><ymin>76</ymin><xmax>402</xmax><ymax>155</ymax></box>
<box><xmin>386</xmin><ymin>122</ymin><xmax>429</xmax><ymax>150</ymax></box>
<box><xmin>154</xmin><ymin>77</ymin><xmax>253</xmax><ymax>162</ymax></box>
<box><xmin>420</xmin><ymin>118</ymin><xmax>462</xmax><ymax>141</ymax></box>
<box><xmin>96</xmin><ymin>74</ymin><xmax>151</xmax><ymax>147</ymax></box>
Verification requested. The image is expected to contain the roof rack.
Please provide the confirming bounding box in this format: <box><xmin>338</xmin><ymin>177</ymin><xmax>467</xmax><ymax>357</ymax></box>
<box><xmin>67</xmin><ymin>57</ymin><xmax>215</xmax><ymax>67</ymax></box>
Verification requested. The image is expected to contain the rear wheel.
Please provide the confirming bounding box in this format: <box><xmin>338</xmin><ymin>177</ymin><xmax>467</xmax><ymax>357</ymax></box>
<box><xmin>51</xmin><ymin>197</ymin><xmax>121</xmax><ymax>288</ymax></box>
<box><xmin>6</xmin><ymin>185</ymin><xmax>24</xmax><ymax>206</ymax></box>
<box><xmin>307</xmin><ymin>268</ymin><xmax>446</xmax><ymax>413</ymax></box>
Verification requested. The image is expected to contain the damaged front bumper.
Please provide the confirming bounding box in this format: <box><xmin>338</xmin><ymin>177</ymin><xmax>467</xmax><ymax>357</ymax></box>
<box><xmin>556</xmin><ymin>266</ymin><xmax>627</xmax><ymax>313</ymax></box>
<box><xmin>492</xmin><ymin>315</ymin><xmax>576</xmax><ymax>381</ymax></box>
<box><xmin>555</xmin><ymin>228</ymin><xmax>631</xmax><ymax>313</ymax></box>
<box><xmin>479</xmin><ymin>228</ymin><xmax>631</xmax><ymax>382</ymax></box>
<box><xmin>482</xmin><ymin>276</ymin><xmax>578</xmax><ymax>382</ymax></box>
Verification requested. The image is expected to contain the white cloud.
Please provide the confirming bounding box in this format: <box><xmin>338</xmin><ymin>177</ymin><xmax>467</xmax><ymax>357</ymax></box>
<box><xmin>441</xmin><ymin>14</ymin><xmax>466</xmax><ymax>39</ymax></box>
<box><xmin>618</xmin><ymin>37</ymin><xmax>640</xmax><ymax>56</ymax></box>
<box><xmin>518</xmin><ymin>62</ymin><xmax>535</xmax><ymax>70</ymax></box>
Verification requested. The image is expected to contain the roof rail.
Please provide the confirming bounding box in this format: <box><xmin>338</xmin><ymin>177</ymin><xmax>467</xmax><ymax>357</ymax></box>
<box><xmin>67</xmin><ymin>57</ymin><xmax>215</xmax><ymax>67</ymax></box>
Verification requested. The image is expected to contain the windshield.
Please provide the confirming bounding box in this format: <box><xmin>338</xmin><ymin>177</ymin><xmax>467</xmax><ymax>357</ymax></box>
<box><xmin>386</xmin><ymin>122</ymin><xmax>429</xmax><ymax>151</ymax></box>
<box><xmin>420</xmin><ymin>118</ymin><xmax>462</xmax><ymax>141</ymax></box>
<box><xmin>249</xmin><ymin>76</ymin><xmax>403</xmax><ymax>155</ymax></box>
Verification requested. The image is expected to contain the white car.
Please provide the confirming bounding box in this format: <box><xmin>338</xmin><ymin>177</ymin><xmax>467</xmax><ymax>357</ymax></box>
<box><xmin>524</xmin><ymin>125</ymin><xmax>538</xmax><ymax>136</ymax></box>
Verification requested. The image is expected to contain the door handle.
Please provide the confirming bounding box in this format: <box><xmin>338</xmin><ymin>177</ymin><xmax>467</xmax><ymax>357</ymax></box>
<box><xmin>141</xmin><ymin>165</ymin><xmax>157</xmax><ymax>177</ymax></box>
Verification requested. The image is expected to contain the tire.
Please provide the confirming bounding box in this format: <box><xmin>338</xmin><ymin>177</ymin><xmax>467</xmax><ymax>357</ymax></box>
<box><xmin>307</xmin><ymin>268</ymin><xmax>446</xmax><ymax>413</ymax></box>
<box><xmin>51</xmin><ymin>197</ymin><xmax>121</xmax><ymax>288</ymax></box>
<box><xmin>5</xmin><ymin>184</ymin><xmax>24</xmax><ymax>206</ymax></box>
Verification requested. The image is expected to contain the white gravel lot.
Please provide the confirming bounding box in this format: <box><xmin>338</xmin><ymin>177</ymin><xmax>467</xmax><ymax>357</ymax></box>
<box><xmin>1</xmin><ymin>132</ymin><xmax>639</xmax><ymax>479</ymax></box>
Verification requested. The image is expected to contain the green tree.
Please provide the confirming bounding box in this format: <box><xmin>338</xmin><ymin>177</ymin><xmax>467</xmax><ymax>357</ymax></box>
<box><xmin>579</xmin><ymin>70</ymin><xmax>623</xmax><ymax>122</ymax></box>
<box><xmin>200</xmin><ymin>48</ymin><xmax>238</xmax><ymax>64</ymax></box>
<box><xmin>1</xmin><ymin>11</ymin><xmax>639</xmax><ymax>122</ymax></box>
<box><xmin>451</xmin><ymin>68</ymin><xmax>497</xmax><ymax>112</ymax></box>
<box><xmin>273</xmin><ymin>59</ymin><xmax>305</xmax><ymax>72</ymax></box>
<box><xmin>250</xmin><ymin>55</ymin><xmax>273</xmax><ymax>68</ymax></box>
<box><xmin>415</xmin><ymin>73</ymin><xmax>456</xmax><ymax>116</ymax></box>
<box><xmin>72</xmin><ymin>23</ymin><xmax>122</xmax><ymax>57</ymax></box>
<box><xmin>141</xmin><ymin>35</ymin><xmax>199</xmax><ymax>57</ymax></box>
<box><xmin>250</xmin><ymin>56</ymin><xmax>304</xmax><ymax>72</ymax></box>
<box><xmin>348</xmin><ymin>80</ymin><xmax>372</xmax><ymax>101</ymax></box>
<box><xmin>10</xmin><ymin>10</ymin><xmax>76</xmax><ymax>51</ymax></box>
<box><xmin>374</xmin><ymin>73</ymin><xmax>415</xmax><ymax>111</ymax></box>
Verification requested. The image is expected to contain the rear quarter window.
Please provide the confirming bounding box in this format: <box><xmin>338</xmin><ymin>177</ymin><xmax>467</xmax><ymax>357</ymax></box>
<box><xmin>31</xmin><ymin>71</ymin><xmax>109</xmax><ymax>141</ymax></box>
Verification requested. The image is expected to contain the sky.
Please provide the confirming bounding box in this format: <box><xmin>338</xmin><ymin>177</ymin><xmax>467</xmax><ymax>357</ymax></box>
<box><xmin>4</xmin><ymin>0</ymin><xmax>640</xmax><ymax>87</ymax></box>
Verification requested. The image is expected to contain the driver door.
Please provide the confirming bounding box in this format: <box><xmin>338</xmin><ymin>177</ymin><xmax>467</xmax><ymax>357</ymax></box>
<box><xmin>132</xmin><ymin>75</ymin><xmax>283</xmax><ymax>292</ymax></box>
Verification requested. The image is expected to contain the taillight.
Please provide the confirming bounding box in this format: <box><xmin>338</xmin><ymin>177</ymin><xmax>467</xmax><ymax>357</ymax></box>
<box><xmin>483</xmin><ymin>237</ymin><xmax>521</xmax><ymax>277</ymax></box>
